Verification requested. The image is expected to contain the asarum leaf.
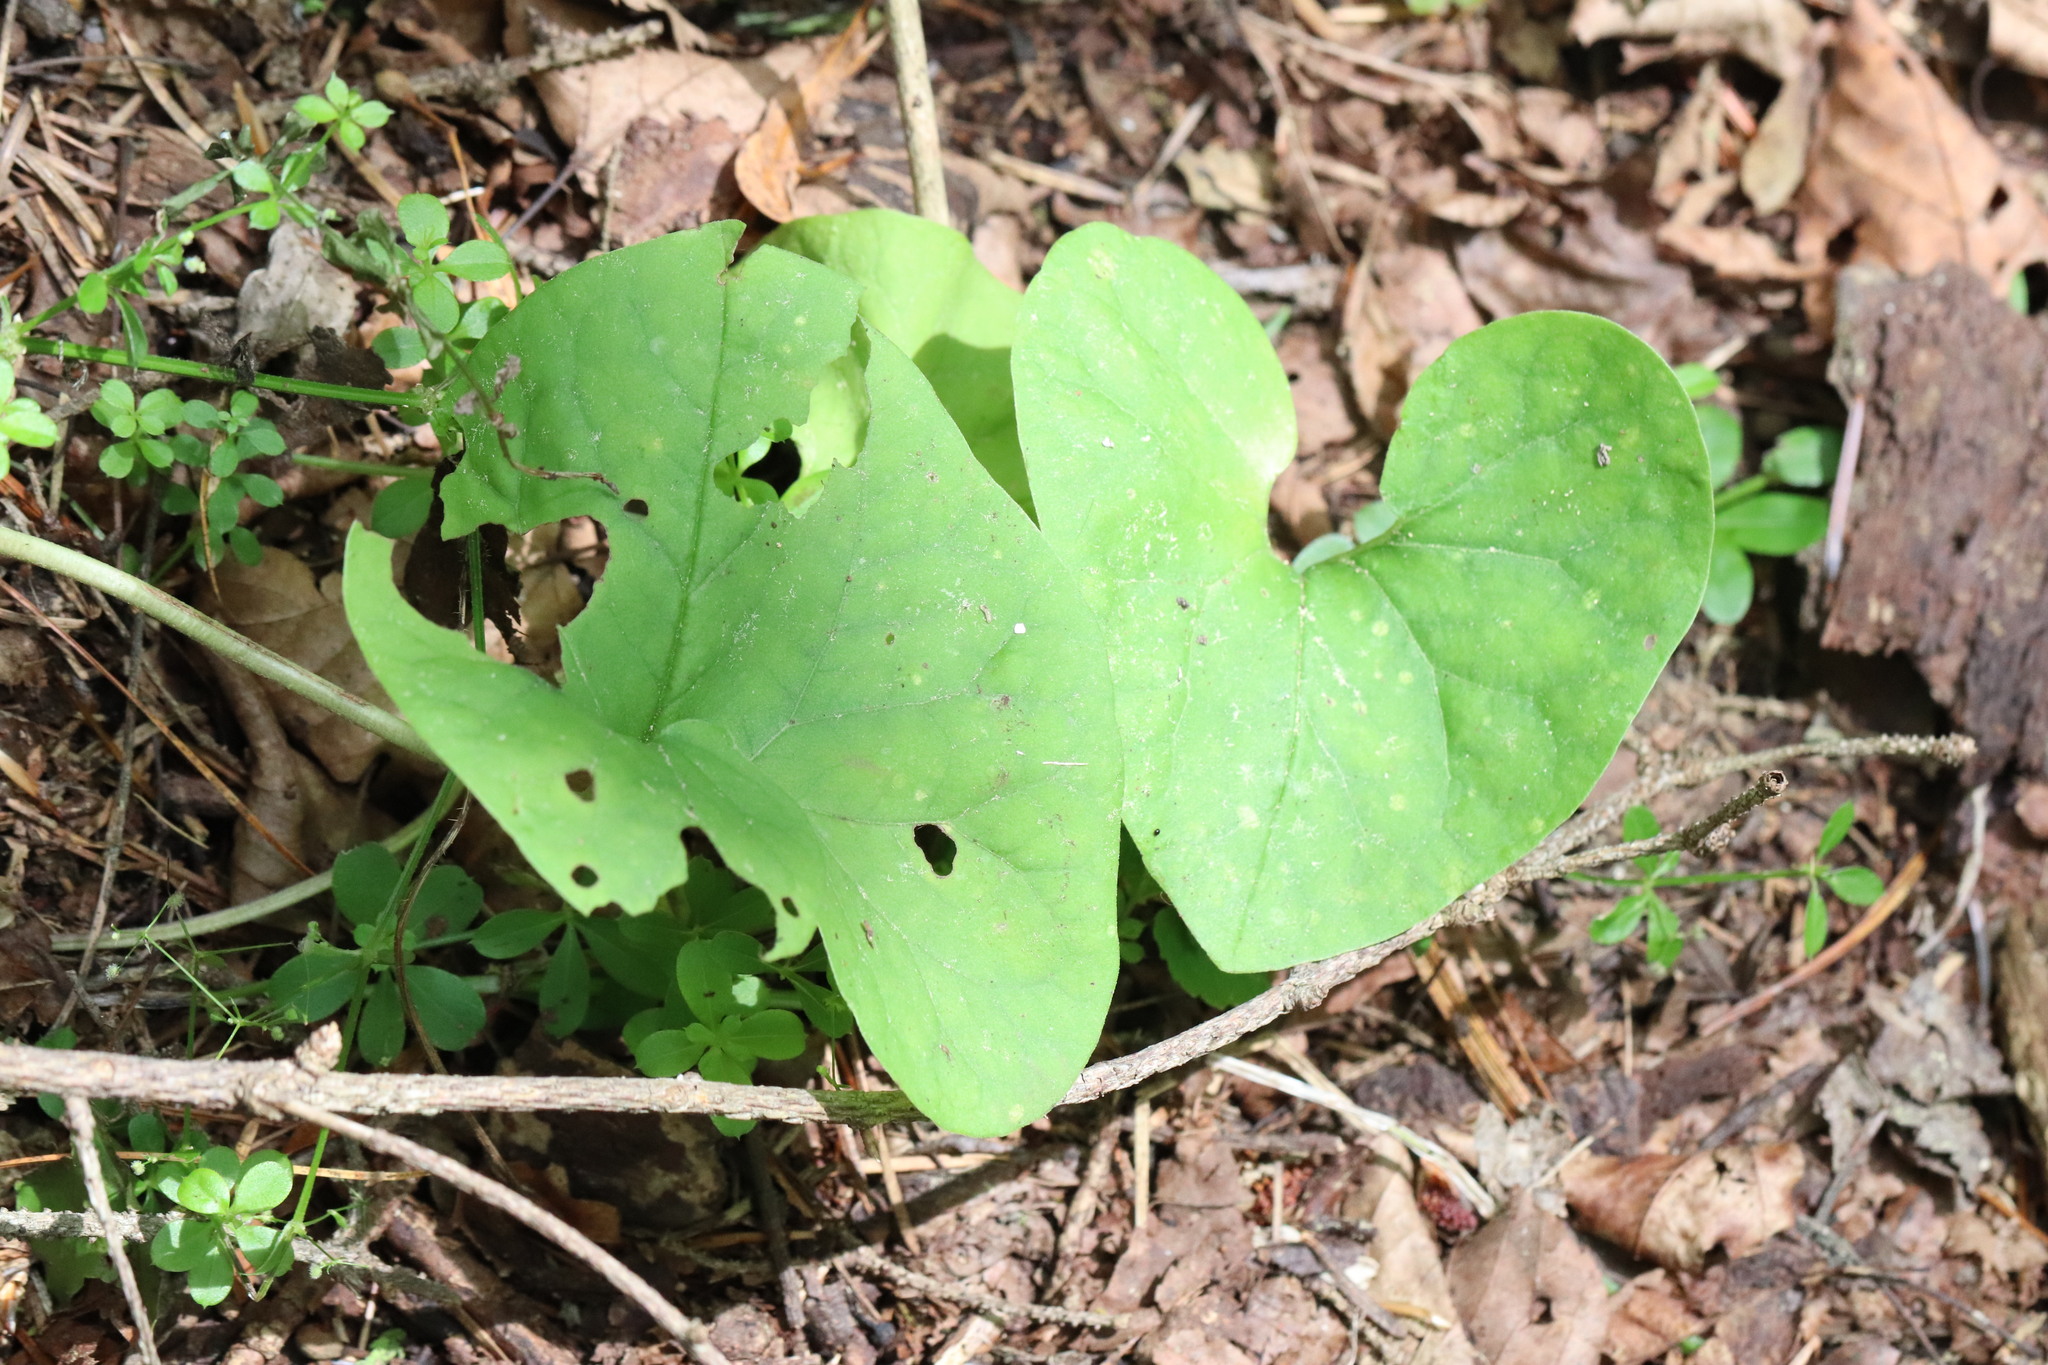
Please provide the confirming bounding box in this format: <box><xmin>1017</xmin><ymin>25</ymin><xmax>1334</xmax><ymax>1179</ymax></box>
<box><xmin>344</xmin><ymin>223</ymin><xmax>1121</xmax><ymax>1135</ymax></box>
<box><xmin>767</xmin><ymin>210</ymin><xmax>1031</xmax><ymax>515</ymax></box>
<box><xmin>1014</xmin><ymin>223</ymin><xmax>1711</xmax><ymax>973</ymax></box>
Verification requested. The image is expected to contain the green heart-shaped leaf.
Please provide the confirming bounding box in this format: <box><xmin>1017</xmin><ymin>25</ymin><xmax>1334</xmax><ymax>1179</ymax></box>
<box><xmin>767</xmin><ymin>209</ymin><xmax>1029</xmax><ymax>514</ymax></box>
<box><xmin>1014</xmin><ymin>223</ymin><xmax>1711</xmax><ymax>971</ymax></box>
<box><xmin>346</xmin><ymin>224</ymin><xmax>1122</xmax><ymax>1134</ymax></box>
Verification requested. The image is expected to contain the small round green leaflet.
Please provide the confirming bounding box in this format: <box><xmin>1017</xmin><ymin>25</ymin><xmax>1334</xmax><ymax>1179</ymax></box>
<box><xmin>1013</xmin><ymin>223</ymin><xmax>1712</xmax><ymax>972</ymax></box>
<box><xmin>343</xmin><ymin>224</ymin><xmax>1123</xmax><ymax>1135</ymax></box>
<box><xmin>766</xmin><ymin>210</ymin><xmax>1030</xmax><ymax>515</ymax></box>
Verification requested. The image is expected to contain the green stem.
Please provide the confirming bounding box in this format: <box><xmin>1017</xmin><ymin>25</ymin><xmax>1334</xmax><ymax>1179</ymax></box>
<box><xmin>290</xmin><ymin>454</ymin><xmax>432</xmax><ymax>478</ymax></box>
<box><xmin>1714</xmin><ymin>475</ymin><xmax>1770</xmax><ymax>511</ymax></box>
<box><xmin>0</xmin><ymin>526</ymin><xmax>430</xmax><ymax>758</ymax></box>
<box><xmin>50</xmin><ymin>809</ymin><xmax>436</xmax><ymax>953</ymax></box>
<box><xmin>22</xmin><ymin>337</ymin><xmax>429</xmax><ymax>416</ymax></box>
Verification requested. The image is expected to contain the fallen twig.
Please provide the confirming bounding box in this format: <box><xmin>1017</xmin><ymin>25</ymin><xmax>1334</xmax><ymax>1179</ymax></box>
<box><xmin>0</xmin><ymin>735</ymin><xmax>1971</xmax><ymax>1136</ymax></box>
<box><xmin>0</xmin><ymin>527</ymin><xmax>429</xmax><ymax>758</ymax></box>
<box><xmin>883</xmin><ymin>0</ymin><xmax>949</xmax><ymax>225</ymax></box>
<box><xmin>0</xmin><ymin>1033</ymin><xmax>919</xmax><ymax>1125</ymax></box>
<box><xmin>64</xmin><ymin>1096</ymin><xmax>160</xmax><ymax>1365</ymax></box>
<box><xmin>1211</xmin><ymin>1056</ymin><xmax>1494</xmax><ymax>1218</ymax></box>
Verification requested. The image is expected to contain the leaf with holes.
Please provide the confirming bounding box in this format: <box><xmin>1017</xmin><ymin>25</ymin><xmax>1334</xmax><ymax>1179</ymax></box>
<box><xmin>343</xmin><ymin>223</ymin><xmax>1122</xmax><ymax>1134</ymax></box>
<box><xmin>1014</xmin><ymin>223</ymin><xmax>1712</xmax><ymax>971</ymax></box>
<box><xmin>767</xmin><ymin>209</ymin><xmax>1030</xmax><ymax>514</ymax></box>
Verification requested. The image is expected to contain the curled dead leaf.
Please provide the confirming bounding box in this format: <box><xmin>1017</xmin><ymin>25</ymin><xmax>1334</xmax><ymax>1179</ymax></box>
<box><xmin>1562</xmin><ymin>1142</ymin><xmax>1806</xmax><ymax>1272</ymax></box>
<box><xmin>734</xmin><ymin>11</ymin><xmax>880</xmax><ymax>223</ymax></box>
<box><xmin>200</xmin><ymin>547</ymin><xmax>393</xmax><ymax>784</ymax></box>
<box><xmin>1571</xmin><ymin>0</ymin><xmax>1812</xmax><ymax>79</ymax></box>
<box><xmin>1796</xmin><ymin>0</ymin><xmax>2048</xmax><ymax>292</ymax></box>
<box><xmin>1446</xmin><ymin>1192</ymin><xmax>1609</xmax><ymax>1365</ymax></box>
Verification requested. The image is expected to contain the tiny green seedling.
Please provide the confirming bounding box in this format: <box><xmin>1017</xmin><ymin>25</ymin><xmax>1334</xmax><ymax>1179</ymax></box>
<box><xmin>143</xmin><ymin>1136</ymin><xmax>298</xmax><ymax>1306</ymax></box>
<box><xmin>1583</xmin><ymin>798</ymin><xmax>1883</xmax><ymax>969</ymax></box>
<box><xmin>265</xmin><ymin>843</ymin><xmax>487</xmax><ymax>1066</ymax></box>
<box><xmin>1674</xmin><ymin>363</ymin><xmax>1842</xmax><ymax>625</ymax></box>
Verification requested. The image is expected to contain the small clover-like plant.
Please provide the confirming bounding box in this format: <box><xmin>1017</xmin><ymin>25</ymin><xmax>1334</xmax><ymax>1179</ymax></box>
<box><xmin>1583</xmin><ymin>798</ymin><xmax>1884</xmax><ymax>969</ymax></box>
<box><xmin>155</xmin><ymin>391</ymin><xmax>289</xmax><ymax>566</ymax></box>
<box><xmin>1796</xmin><ymin>801</ymin><xmax>1884</xmax><ymax>958</ymax></box>
<box><xmin>292</xmin><ymin>75</ymin><xmax>393</xmax><ymax>153</ymax></box>
<box><xmin>1586</xmin><ymin>805</ymin><xmax>1687</xmax><ymax>970</ymax></box>
<box><xmin>1675</xmin><ymin>364</ymin><xmax>1840</xmax><ymax>625</ymax></box>
<box><xmin>339</xmin><ymin>193</ymin><xmax>511</xmax><ymax>383</ymax></box>
<box><xmin>90</xmin><ymin>379</ymin><xmax>186</xmax><ymax>479</ymax></box>
<box><xmin>145</xmin><ymin>1138</ymin><xmax>298</xmax><ymax>1306</ymax></box>
<box><xmin>265</xmin><ymin>843</ymin><xmax>486</xmax><ymax>1066</ymax></box>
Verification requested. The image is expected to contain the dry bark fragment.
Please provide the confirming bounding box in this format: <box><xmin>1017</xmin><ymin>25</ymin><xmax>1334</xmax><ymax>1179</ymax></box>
<box><xmin>1822</xmin><ymin>268</ymin><xmax>2048</xmax><ymax>779</ymax></box>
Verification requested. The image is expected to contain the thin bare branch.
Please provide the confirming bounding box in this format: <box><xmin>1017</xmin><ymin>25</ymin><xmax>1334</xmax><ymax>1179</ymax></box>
<box><xmin>7</xmin><ymin>733</ymin><xmax>1973</xmax><ymax>1138</ymax></box>
<box><xmin>64</xmin><ymin>1096</ymin><xmax>160</xmax><ymax>1365</ymax></box>
<box><xmin>0</xmin><ymin>1030</ymin><xmax>919</xmax><ymax>1124</ymax></box>
<box><xmin>883</xmin><ymin>0</ymin><xmax>948</xmax><ymax>225</ymax></box>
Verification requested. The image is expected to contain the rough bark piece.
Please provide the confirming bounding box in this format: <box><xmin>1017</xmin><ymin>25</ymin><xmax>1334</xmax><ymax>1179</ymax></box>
<box><xmin>1822</xmin><ymin>268</ymin><xmax>2048</xmax><ymax>777</ymax></box>
<box><xmin>1999</xmin><ymin>895</ymin><xmax>2048</xmax><ymax>1160</ymax></box>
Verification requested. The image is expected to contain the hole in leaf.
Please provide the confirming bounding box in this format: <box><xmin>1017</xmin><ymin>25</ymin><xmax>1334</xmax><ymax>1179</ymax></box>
<box><xmin>572</xmin><ymin>865</ymin><xmax>598</xmax><ymax>887</ymax></box>
<box><xmin>564</xmin><ymin>769</ymin><xmax>595</xmax><ymax>801</ymax></box>
<box><xmin>913</xmin><ymin>824</ymin><xmax>957</xmax><ymax>877</ymax></box>
<box><xmin>2024</xmin><ymin>263</ymin><xmax>2048</xmax><ymax>315</ymax></box>
<box><xmin>623</xmin><ymin>498</ymin><xmax>649</xmax><ymax>516</ymax></box>
<box><xmin>743</xmin><ymin>439</ymin><xmax>801</xmax><ymax>496</ymax></box>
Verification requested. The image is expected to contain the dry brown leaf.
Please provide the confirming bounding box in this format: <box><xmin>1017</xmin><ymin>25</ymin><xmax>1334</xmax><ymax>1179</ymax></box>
<box><xmin>1740</xmin><ymin>38</ymin><xmax>1823</xmax><ymax>214</ymax></box>
<box><xmin>1796</xmin><ymin>0</ymin><xmax>2048</xmax><ymax>292</ymax></box>
<box><xmin>1562</xmin><ymin>1142</ymin><xmax>1805</xmax><ymax>1271</ymax></box>
<box><xmin>1515</xmin><ymin>89</ymin><xmax>1607</xmax><ymax>181</ymax></box>
<box><xmin>610</xmin><ymin>116</ymin><xmax>743</xmax><ymax>244</ymax></box>
<box><xmin>1445</xmin><ymin>1192</ymin><xmax>1609</xmax><ymax>1365</ymax></box>
<box><xmin>1455</xmin><ymin>190</ymin><xmax>1733</xmax><ymax>361</ymax></box>
<box><xmin>1341</xmin><ymin>1136</ymin><xmax>1481</xmax><ymax>1365</ymax></box>
<box><xmin>201</xmin><ymin>548</ymin><xmax>394</xmax><ymax>784</ymax></box>
<box><xmin>1342</xmin><ymin>242</ymin><xmax>1483</xmax><ymax>431</ymax></box>
<box><xmin>1658</xmin><ymin>220</ymin><xmax>1814</xmax><ymax>279</ymax></box>
<box><xmin>507</xmin><ymin>0</ymin><xmax>815</xmax><ymax>187</ymax></box>
<box><xmin>2017</xmin><ymin>780</ymin><xmax>2048</xmax><ymax>839</ymax></box>
<box><xmin>1653</xmin><ymin>63</ymin><xmax>1727</xmax><ymax>209</ymax></box>
<box><xmin>1176</xmin><ymin>142</ymin><xmax>1280</xmax><ymax>217</ymax></box>
<box><xmin>1400</xmin><ymin>166</ymin><xmax>1530</xmax><ymax>227</ymax></box>
<box><xmin>1278</xmin><ymin>326</ymin><xmax>1358</xmax><ymax>456</ymax></box>
<box><xmin>1992</xmin><ymin>0</ymin><xmax>2048</xmax><ymax>78</ymax></box>
<box><xmin>1601</xmin><ymin>1270</ymin><xmax>1707</xmax><ymax>1365</ymax></box>
<box><xmin>1571</xmin><ymin>0</ymin><xmax>1812</xmax><ymax>79</ymax></box>
<box><xmin>734</xmin><ymin>12</ymin><xmax>880</xmax><ymax>223</ymax></box>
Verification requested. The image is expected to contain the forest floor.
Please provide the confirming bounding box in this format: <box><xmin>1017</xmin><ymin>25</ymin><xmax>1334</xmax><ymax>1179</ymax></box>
<box><xmin>1</xmin><ymin>0</ymin><xmax>2047</xmax><ymax>1360</ymax></box>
